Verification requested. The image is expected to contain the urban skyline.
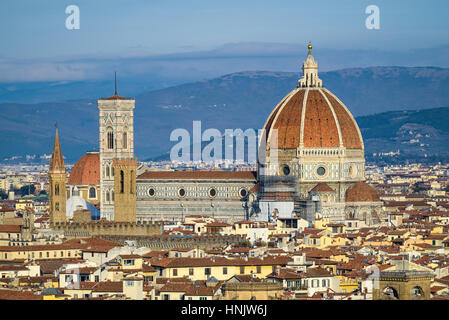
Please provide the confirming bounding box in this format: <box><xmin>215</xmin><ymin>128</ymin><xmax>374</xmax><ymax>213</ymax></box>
<box><xmin>1</xmin><ymin>1</ymin><xmax>449</xmax><ymax>305</ymax></box>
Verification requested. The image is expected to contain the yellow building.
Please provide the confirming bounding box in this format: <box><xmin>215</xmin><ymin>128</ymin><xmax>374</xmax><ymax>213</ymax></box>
<box><xmin>15</xmin><ymin>199</ymin><xmax>34</xmax><ymax>211</ymax></box>
<box><xmin>0</xmin><ymin>242</ymin><xmax>88</xmax><ymax>262</ymax></box>
<box><xmin>150</xmin><ymin>256</ymin><xmax>292</xmax><ymax>281</ymax></box>
<box><xmin>336</xmin><ymin>275</ymin><xmax>359</xmax><ymax>293</ymax></box>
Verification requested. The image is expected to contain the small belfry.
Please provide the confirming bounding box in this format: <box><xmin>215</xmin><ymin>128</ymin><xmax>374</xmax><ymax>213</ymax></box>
<box><xmin>298</xmin><ymin>42</ymin><xmax>322</xmax><ymax>88</ymax></box>
<box><xmin>49</xmin><ymin>125</ymin><xmax>67</xmax><ymax>225</ymax></box>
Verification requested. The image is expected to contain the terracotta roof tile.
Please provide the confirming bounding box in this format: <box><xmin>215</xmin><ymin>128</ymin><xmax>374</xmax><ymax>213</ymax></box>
<box><xmin>68</xmin><ymin>152</ymin><xmax>100</xmax><ymax>186</ymax></box>
<box><xmin>311</xmin><ymin>183</ymin><xmax>334</xmax><ymax>192</ymax></box>
<box><xmin>346</xmin><ymin>182</ymin><xmax>380</xmax><ymax>202</ymax></box>
<box><xmin>264</xmin><ymin>88</ymin><xmax>363</xmax><ymax>150</ymax></box>
<box><xmin>322</xmin><ymin>89</ymin><xmax>362</xmax><ymax>149</ymax></box>
<box><xmin>0</xmin><ymin>225</ymin><xmax>21</xmax><ymax>233</ymax></box>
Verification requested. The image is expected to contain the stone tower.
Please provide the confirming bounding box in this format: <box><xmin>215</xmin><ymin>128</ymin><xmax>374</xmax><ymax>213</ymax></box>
<box><xmin>22</xmin><ymin>208</ymin><xmax>34</xmax><ymax>241</ymax></box>
<box><xmin>373</xmin><ymin>270</ymin><xmax>434</xmax><ymax>300</ymax></box>
<box><xmin>49</xmin><ymin>127</ymin><xmax>67</xmax><ymax>225</ymax></box>
<box><xmin>112</xmin><ymin>157</ymin><xmax>138</xmax><ymax>222</ymax></box>
<box><xmin>98</xmin><ymin>76</ymin><xmax>135</xmax><ymax>220</ymax></box>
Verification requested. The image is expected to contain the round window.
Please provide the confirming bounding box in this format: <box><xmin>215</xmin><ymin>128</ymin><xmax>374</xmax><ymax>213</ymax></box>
<box><xmin>282</xmin><ymin>165</ymin><xmax>290</xmax><ymax>176</ymax></box>
<box><xmin>148</xmin><ymin>188</ymin><xmax>155</xmax><ymax>197</ymax></box>
<box><xmin>178</xmin><ymin>188</ymin><xmax>186</xmax><ymax>198</ymax></box>
<box><xmin>239</xmin><ymin>188</ymin><xmax>248</xmax><ymax>198</ymax></box>
<box><xmin>317</xmin><ymin>166</ymin><xmax>326</xmax><ymax>176</ymax></box>
<box><xmin>209</xmin><ymin>188</ymin><xmax>217</xmax><ymax>198</ymax></box>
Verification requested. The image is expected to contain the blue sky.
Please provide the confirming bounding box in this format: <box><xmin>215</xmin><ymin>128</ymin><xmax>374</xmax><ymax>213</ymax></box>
<box><xmin>2</xmin><ymin>0</ymin><xmax>448</xmax><ymax>58</ymax></box>
<box><xmin>0</xmin><ymin>0</ymin><xmax>448</xmax><ymax>82</ymax></box>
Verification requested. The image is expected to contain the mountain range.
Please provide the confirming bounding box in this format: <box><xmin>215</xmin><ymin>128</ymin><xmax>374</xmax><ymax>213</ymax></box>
<box><xmin>1</xmin><ymin>66</ymin><xmax>449</xmax><ymax>164</ymax></box>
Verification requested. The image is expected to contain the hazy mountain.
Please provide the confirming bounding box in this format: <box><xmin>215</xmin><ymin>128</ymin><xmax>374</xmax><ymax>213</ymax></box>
<box><xmin>1</xmin><ymin>66</ymin><xmax>449</xmax><ymax>163</ymax></box>
<box><xmin>359</xmin><ymin>107</ymin><xmax>449</xmax><ymax>164</ymax></box>
<box><xmin>2</xmin><ymin>42</ymin><xmax>449</xmax><ymax>104</ymax></box>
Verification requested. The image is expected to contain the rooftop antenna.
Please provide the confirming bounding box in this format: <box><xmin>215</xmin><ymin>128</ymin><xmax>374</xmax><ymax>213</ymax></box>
<box><xmin>114</xmin><ymin>71</ymin><xmax>117</xmax><ymax>95</ymax></box>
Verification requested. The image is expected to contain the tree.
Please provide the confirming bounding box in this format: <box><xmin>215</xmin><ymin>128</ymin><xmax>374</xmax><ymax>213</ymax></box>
<box><xmin>411</xmin><ymin>182</ymin><xmax>426</xmax><ymax>194</ymax></box>
<box><xmin>19</xmin><ymin>185</ymin><xmax>36</xmax><ymax>197</ymax></box>
<box><xmin>0</xmin><ymin>189</ymin><xmax>7</xmax><ymax>200</ymax></box>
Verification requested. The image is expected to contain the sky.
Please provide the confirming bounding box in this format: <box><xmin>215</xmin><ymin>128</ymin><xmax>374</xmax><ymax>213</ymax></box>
<box><xmin>0</xmin><ymin>0</ymin><xmax>448</xmax><ymax>82</ymax></box>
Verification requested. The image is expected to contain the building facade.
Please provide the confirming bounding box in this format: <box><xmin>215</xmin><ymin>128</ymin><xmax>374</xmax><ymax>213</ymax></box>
<box><xmin>135</xmin><ymin>171</ymin><xmax>257</xmax><ymax>222</ymax></box>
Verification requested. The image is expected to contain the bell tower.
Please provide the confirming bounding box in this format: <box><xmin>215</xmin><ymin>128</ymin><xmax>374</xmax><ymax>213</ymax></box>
<box><xmin>49</xmin><ymin>126</ymin><xmax>67</xmax><ymax>225</ymax></box>
<box><xmin>112</xmin><ymin>157</ymin><xmax>137</xmax><ymax>222</ymax></box>
<box><xmin>98</xmin><ymin>73</ymin><xmax>135</xmax><ymax>220</ymax></box>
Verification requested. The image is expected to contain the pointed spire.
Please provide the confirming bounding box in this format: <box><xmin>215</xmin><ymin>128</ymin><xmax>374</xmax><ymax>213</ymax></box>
<box><xmin>298</xmin><ymin>42</ymin><xmax>322</xmax><ymax>88</ymax></box>
<box><xmin>50</xmin><ymin>125</ymin><xmax>65</xmax><ymax>172</ymax></box>
<box><xmin>99</xmin><ymin>72</ymin><xmax>133</xmax><ymax>100</ymax></box>
<box><xmin>114</xmin><ymin>71</ymin><xmax>117</xmax><ymax>96</ymax></box>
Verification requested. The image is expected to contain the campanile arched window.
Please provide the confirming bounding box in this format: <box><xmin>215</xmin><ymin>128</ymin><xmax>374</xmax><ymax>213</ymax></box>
<box><xmin>123</xmin><ymin>131</ymin><xmax>128</xmax><ymax>149</ymax></box>
<box><xmin>55</xmin><ymin>184</ymin><xmax>59</xmax><ymax>196</ymax></box>
<box><xmin>107</xmin><ymin>127</ymin><xmax>114</xmax><ymax>149</ymax></box>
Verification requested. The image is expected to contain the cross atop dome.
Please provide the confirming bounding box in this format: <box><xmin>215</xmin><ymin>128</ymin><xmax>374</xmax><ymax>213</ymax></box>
<box><xmin>298</xmin><ymin>42</ymin><xmax>322</xmax><ymax>88</ymax></box>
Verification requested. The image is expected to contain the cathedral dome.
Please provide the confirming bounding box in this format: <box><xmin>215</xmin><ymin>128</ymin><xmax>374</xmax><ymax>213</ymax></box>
<box><xmin>345</xmin><ymin>182</ymin><xmax>380</xmax><ymax>202</ymax></box>
<box><xmin>66</xmin><ymin>187</ymin><xmax>100</xmax><ymax>219</ymax></box>
<box><xmin>68</xmin><ymin>151</ymin><xmax>100</xmax><ymax>185</ymax></box>
<box><xmin>264</xmin><ymin>45</ymin><xmax>363</xmax><ymax>150</ymax></box>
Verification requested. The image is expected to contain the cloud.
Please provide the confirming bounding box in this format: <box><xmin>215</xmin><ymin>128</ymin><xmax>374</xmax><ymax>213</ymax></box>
<box><xmin>1</xmin><ymin>42</ymin><xmax>449</xmax><ymax>83</ymax></box>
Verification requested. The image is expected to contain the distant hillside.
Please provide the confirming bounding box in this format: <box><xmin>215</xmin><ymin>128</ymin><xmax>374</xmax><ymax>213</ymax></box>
<box><xmin>359</xmin><ymin>107</ymin><xmax>449</xmax><ymax>163</ymax></box>
<box><xmin>1</xmin><ymin>66</ymin><xmax>449</xmax><ymax>163</ymax></box>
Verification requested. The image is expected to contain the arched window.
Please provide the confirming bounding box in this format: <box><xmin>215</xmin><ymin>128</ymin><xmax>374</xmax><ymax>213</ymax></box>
<box><xmin>107</xmin><ymin>128</ymin><xmax>114</xmax><ymax>149</ymax></box>
<box><xmin>112</xmin><ymin>167</ymin><xmax>114</xmax><ymax>176</ymax></box>
<box><xmin>123</xmin><ymin>131</ymin><xmax>128</xmax><ymax>149</ymax></box>
<box><xmin>106</xmin><ymin>191</ymin><xmax>110</xmax><ymax>202</ymax></box>
<box><xmin>130</xmin><ymin>170</ymin><xmax>134</xmax><ymax>194</ymax></box>
<box><xmin>89</xmin><ymin>187</ymin><xmax>96</xmax><ymax>199</ymax></box>
<box><xmin>112</xmin><ymin>191</ymin><xmax>114</xmax><ymax>201</ymax></box>
<box><xmin>120</xmin><ymin>170</ymin><xmax>124</xmax><ymax>193</ymax></box>
<box><xmin>55</xmin><ymin>184</ymin><xmax>59</xmax><ymax>196</ymax></box>
<box><xmin>55</xmin><ymin>202</ymin><xmax>59</xmax><ymax>211</ymax></box>
<box><xmin>106</xmin><ymin>165</ymin><xmax>110</xmax><ymax>177</ymax></box>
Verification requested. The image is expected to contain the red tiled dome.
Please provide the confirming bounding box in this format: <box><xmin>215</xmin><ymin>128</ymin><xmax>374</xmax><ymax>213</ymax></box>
<box><xmin>264</xmin><ymin>88</ymin><xmax>363</xmax><ymax>150</ymax></box>
<box><xmin>68</xmin><ymin>152</ymin><xmax>100</xmax><ymax>186</ymax></box>
<box><xmin>345</xmin><ymin>182</ymin><xmax>380</xmax><ymax>202</ymax></box>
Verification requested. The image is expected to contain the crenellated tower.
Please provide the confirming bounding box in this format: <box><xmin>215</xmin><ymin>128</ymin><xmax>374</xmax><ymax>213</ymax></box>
<box><xmin>49</xmin><ymin>127</ymin><xmax>67</xmax><ymax>225</ymax></box>
<box><xmin>112</xmin><ymin>157</ymin><xmax>138</xmax><ymax>223</ymax></box>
